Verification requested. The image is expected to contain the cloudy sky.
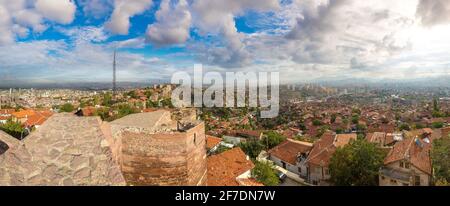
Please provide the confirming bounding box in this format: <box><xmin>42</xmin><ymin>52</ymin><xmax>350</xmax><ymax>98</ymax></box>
<box><xmin>0</xmin><ymin>0</ymin><xmax>449</xmax><ymax>84</ymax></box>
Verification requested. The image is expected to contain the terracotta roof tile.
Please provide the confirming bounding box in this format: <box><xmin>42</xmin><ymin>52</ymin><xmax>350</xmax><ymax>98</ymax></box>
<box><xmin>384</xmin><ymin>136</ymin><xmax>432</xmax><ymax>175</ymax></box>
<box><xmin>207</xmin><ymin>147</ymin><xmax>254</xmax><ymax>186</ymax></box>
<box><xmin>206</xmin><ymin>135</ymin><xmax>222</xmax><ymax>150</ymax></box>
<box><xmin>333</xmin><ymin>133</ymin><xmax>357</xmax><ymax>148</ymax></box>
<box><xmin>268</xmin><ymin>139</ymin><xmax>312</xmax><ymax>165</ymax></box>
<box><xmin>306</xmin><ymin>132</ymin><xmax>336</xmax><ymax>166</ymax></box>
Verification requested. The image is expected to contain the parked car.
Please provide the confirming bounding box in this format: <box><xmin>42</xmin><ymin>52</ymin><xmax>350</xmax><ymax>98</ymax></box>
<box><xmin>277</xmin><ymin>170</ymin><xmax>287</xmax><ymax>182</ymax></box>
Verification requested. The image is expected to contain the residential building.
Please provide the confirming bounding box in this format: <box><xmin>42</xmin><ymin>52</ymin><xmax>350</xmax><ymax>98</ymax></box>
<box><xmin>305</xmin><ymin>132</ymin><xmax>357</xmax><ymax>185</ymax></box>
<box><xmin>379</xmin><ymin>130</ymin><xmax>433</xmax><ymax>186</ymax></box>
<box><xmin>268</xmin><ymin>139</ymin><xmax>313</xmax><ymax>178</ymax></box>
<box><xmin>206</xmin><ymin>135</ymin><xmax>222</xmax><ymax>154</ymax></box>
<box><xmin>207</xmin><ymin>147</ymin><xmax>260</xmax><ymax>186</ymax></box>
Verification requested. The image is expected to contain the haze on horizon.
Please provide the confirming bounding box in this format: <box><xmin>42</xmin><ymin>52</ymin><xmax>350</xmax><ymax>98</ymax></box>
<box><xmin>0</xmin><ymin>0</ymin><xmax>449</xmax><ymax>85</ymax></box>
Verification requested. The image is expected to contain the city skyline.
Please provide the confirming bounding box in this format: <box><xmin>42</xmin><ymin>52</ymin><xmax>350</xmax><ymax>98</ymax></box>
<box><xmin>0</xmin><ymin>0</ymin><xmax>449</xmax><ymax>85</ymax></box>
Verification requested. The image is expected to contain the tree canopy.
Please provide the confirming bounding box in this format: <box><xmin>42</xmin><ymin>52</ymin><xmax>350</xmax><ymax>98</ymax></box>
<box><xmin>59</xmin><ymin>103</ymin><xmax>75</xmax><ymax>113</ymax></box>
<box><xmin>0</xmin><ymin>119</ymin><xmax>27</xmax><ymax>140</ymax></box>
<box><xmin>261</xmin><ymin>131</ymin><xmax>286</xmax><ymax>149</ymax></box>
<box><xmin>251</xmin><ymin>161</ymin><xmax>280</xmax><ymax>186</ymax></box>
<box><xmin>432</xmin><ymin>134</ymin><xmax>450</xmax><ymax>186</ymax></box>
<box><xmin>329</xmin><ymin>139</ymin><xmax>386</xmax><ymax>186</ymax></box>
<box><xmin>239</xmin><ymin>138</ymin><xmax>264</xmax><ymax>159</ymax></box>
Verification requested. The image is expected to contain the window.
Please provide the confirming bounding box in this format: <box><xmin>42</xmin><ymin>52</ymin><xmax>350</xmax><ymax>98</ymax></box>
<box><xmin>405</xmin><ymin>162</ymin><xmax>410</xmax><ymax>169</ymax></box>
<box><xmin>298</xmin><ymin>167</ymin><xmax>302</xmax><ymax>173</ymax></box>
<box><xmin>312</xmin><ymin>181</ymin><xmax>318</xmax><ymax>185</ymax></box>
<box><xmin>193</xmin><ymin>133</ymin><xmax>197</xmax><ymax>145</ymax></box>
<box><xmin>400</xmin><ymin>161</ymin><xmax>404</xmax><ymax>168</ymax></box>
<box><xmin>415</xmin><ymin>176</ymin><xmax>421</xmax><ymax>186</ymax></box>
<box><xmin>390</xmin><ymin>179</ymin><xmax>397</xmax><ymax>184</ymax></box>
<box><xmin>324</xmin><ymin>168</ymin><xmax>329</xmax><ymax>175</ymax></box>
<box><xmin>282</xmin><ymin>161</ymin><xmax>287</xmax><ymax>169</ymax></box>
<box><xmin>381</xmin><ymin>175</ymin><xmax>385</xmax><ymax>180</ymax></box>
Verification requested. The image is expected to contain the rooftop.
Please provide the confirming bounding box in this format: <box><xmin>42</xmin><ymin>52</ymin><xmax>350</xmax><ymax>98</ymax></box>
<box><xmin>384</xmin><ymin>134</ymin><xmax>432</xmax><ymax>175</ymax></box>
<box><xmin>269</xmin><ymin>139</ymin><xmax>313</xmax><ymax>165</ymax></box>
<box><xmin>207</xmin><ymin>147</ymin><xmax>255</xmax><ymax>186</ymax></box>
<box><xmin>206</xmin><ymin>135</ymin><xmax>222</xmax><ymax>150</ymax></box>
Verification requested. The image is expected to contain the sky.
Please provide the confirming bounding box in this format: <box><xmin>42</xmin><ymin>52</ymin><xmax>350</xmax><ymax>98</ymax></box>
<box><xmin>0</xmin><ymin>0</ymin><xmax>449</xmax><ymax>85</ymax></box>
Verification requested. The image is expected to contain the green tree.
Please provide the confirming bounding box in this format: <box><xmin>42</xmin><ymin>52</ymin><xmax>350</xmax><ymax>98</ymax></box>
<box><xmin>0</xmin><ymin>119</ymin><xmax>27</xmax><ymax>139</ymax></box>
<box><xmin>102</xmin><ymin>92</ymin><xmax>113</xmax><ymax>107</ymax></box>
<box><xmin>93</xmin><ymin>107</ymin><xmax>111</xmax><ymax>121</ymax></box>
<box><xmin>144</xmin><ymin>90</ymin><xmax>153</xmax><ymax>98</ymax></box>
<box><xmin>59</xmin><ymin>103</ymin><xmax>75</xmax><ymax>113</ymax></box>
<box><xmin>331</xmin><ymin>114</ymin><xmax>337</xmax><ymax>124</ymax></box>
<box><xmin>399</xmin><ymin>123</ymin><xmax>411</xmax><ymax>131</ymax></box>
<box><xmin>415</xmin><ymin>123</ymin><xmax>425</xmax><ymax>129</ymax></box>
<box><xmin>239</xmin><ymin>138</ymin><xmax>264</xmax><ymax>159</ymax></box>
<box><xmin>117</xmin><ymin>104</ymin><xmax>137</xmax><ymax>119</ymax></box>
<box><xmin>127</xmin><ymin>91</ymin><xmax>138</xmax><ymax>99</ymax></box>
<box><xmin>312</xmin><ymin>119</ymin><xmax>322</xmax><ymax>126</ymax></box>
<box><xmin>431</xmin><ymin>134</ymin><xmax>450</xmax><ymax>185</ymax></box>
<box><xmin>251</xmin><ymin>161</ymin><xmax>280</xmax><ymax>186</ymax></box>
<box><xmin>432</xmin><ymin>122</ymin><xmax>444</xmax><ymax>129</ymax></box>
<box><xmin>262</xmin><ymin>131</ymin><xmax>286</xmax><ymax>149</ymax></box>
<box><xmin>356</xmin><ymin>124</ymin><xmax>367</xmax><ymax>134</ymax></box>
<box><xmin>351</xmin><ymin>115</ymin><xmax>360</xmax><ymax>124</ymax></box>
<box><xmin>329</xmin><ymin>139</ymin><xmax>386</xmax><ymax>186</ymax></box>
<box><xmin>161</xmin><ymin>98</ymin><xmax>174</xmax><ymax>108</ymax></box>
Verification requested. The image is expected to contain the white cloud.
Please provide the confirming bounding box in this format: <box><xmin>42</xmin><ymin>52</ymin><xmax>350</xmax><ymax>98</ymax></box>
<box><xmin>0</xmin><ymin>4</ymin><xmax>14</xmax><ymax>45</ymax></box>
<box><xmin>35</xmin><ymin>0</ymin><xmax>77</xmax><ymax>24</ymax></box>
<box><xmin>416</xmin><ymin>0</ymin><xmax>450</xmax><ymax>27</ymax></box>
<box><xmin>59</xmin><ymin>26</ymin><xmax>109</xmax><ymax>43</ymax></box>
<box><xmin>0</xmin><ymin>0</ymin><xmax>77</xmax><ymax>46</ymax></box>
<box><xmin>146</xmin><ymin>0</ymin><xmax>192</xmax><ymax>46</ymax></box>
<box><xmin>191</xmin><ymin>0</ymin><xmax>280</xmax><ymax>67</ymax></box>
<box><xmin>78</xmin><ymin>0</ymin><xmax>113</xmax><ymax>19</ymax></box>
<box><xmin>105</xmin><ymin>0</ymin><xmax>153</xmax><ymax>35</ymax></box>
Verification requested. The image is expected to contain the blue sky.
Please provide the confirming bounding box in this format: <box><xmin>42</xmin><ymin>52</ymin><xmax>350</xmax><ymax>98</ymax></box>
<box><xmin>0</xmin><ymin>0</ymin><xmax>449</xmax><ymax>85</ymax></box>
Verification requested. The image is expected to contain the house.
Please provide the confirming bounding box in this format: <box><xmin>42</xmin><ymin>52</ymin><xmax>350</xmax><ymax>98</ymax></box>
<box><xmin>11</xmin><ymin>109</ymin><xmax>36</xmax><ymax>123</ymax></box>
<box><xmin>0</xmin><ymin>116</ymin><xmax>8</xmax><ymax>124</ymax></box>
<box><xmin>367</xmin><ymin>132</ymin><xmax>387</xmax><ymax>146</ymax></box>
<box><xmin>206</xmin><ymin>135</ymin><xmax>222</xmax><ymax>154</ymax></box>
<box><xmin>207</xmin><ymin>147</ymin><xmax>259</xmax><ymax>186</ymax></box>
<box><xmin>25</xmin><ymin>110</ymin><xmax>53</xmax><ymax>129</ymax></box>
<box><xmin>0</xmin><ymin>109</ymin><xmax>15</xmax><ymax>124</ymax></box>
<box><xmin>268</xmin><ymin>139</ymin><xmax>313</xmax><ymax>178</ymax></box>
<box><xmin>367</xmin><ymin>132</ymin><xmax>398</xmax><ymax>147</ymax></box>
<box><xmin>379</xmin><ymin>135</ymin><xmax>432</xmax><ymax>186</ymax></box>
<box><xmin>305</xmin><ymin>132</ymin><xmax>357</xmax><ymax>185</ymax></box>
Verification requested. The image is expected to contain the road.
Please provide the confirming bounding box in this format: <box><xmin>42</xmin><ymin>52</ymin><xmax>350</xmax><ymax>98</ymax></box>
<box><xmin>279</xmin><ymin>177</ymin><xmax>306</xmax><ymax>186</ymax></box>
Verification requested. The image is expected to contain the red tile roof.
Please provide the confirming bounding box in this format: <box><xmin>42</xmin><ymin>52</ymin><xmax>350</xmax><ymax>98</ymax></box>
<box><xmin>268</xmin><ymin>139</ymin><xmax>313</xmax><ymax>165</ymax></box>
<box><xmin>25</xmin><ymin>111</ymin><xmax>53</xmax><ymax>127</ymax></box>
<box><xmin>384</xmin><ymin>137</ymin><xmax>432</xmax><ymax>175</ymax></box>
<box><xmin>12</xmin><ymin>109</ymin><xmax>36</xmax><ymax>119</ymax></box>
<box><xmin>206</xmin><ymin>135</ymin><xmax>222</xmax><ymax>150</ymax></box>
<box><xmin>306</xmin><ymin>132</ymin><xmax>336</xmax><ymax>167</ymax></box>
<box><xmin>367</xmin><ymin>132</ymin><xmax>387</xmax><ymax>145</ymax></box>
<box><xmin>333</xmin><ymin>133</ymin><xmax>357</xmax><ymax>148</ymax></box>
<box><xmin>207</xmin><ymin>147</ymin><xmax>255</xmax><ymax>186</ymax></box>
<box><xmin>0</xmin><ymin>109</ymin><xmax>15</xmax><ymax>115</ymax></box>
